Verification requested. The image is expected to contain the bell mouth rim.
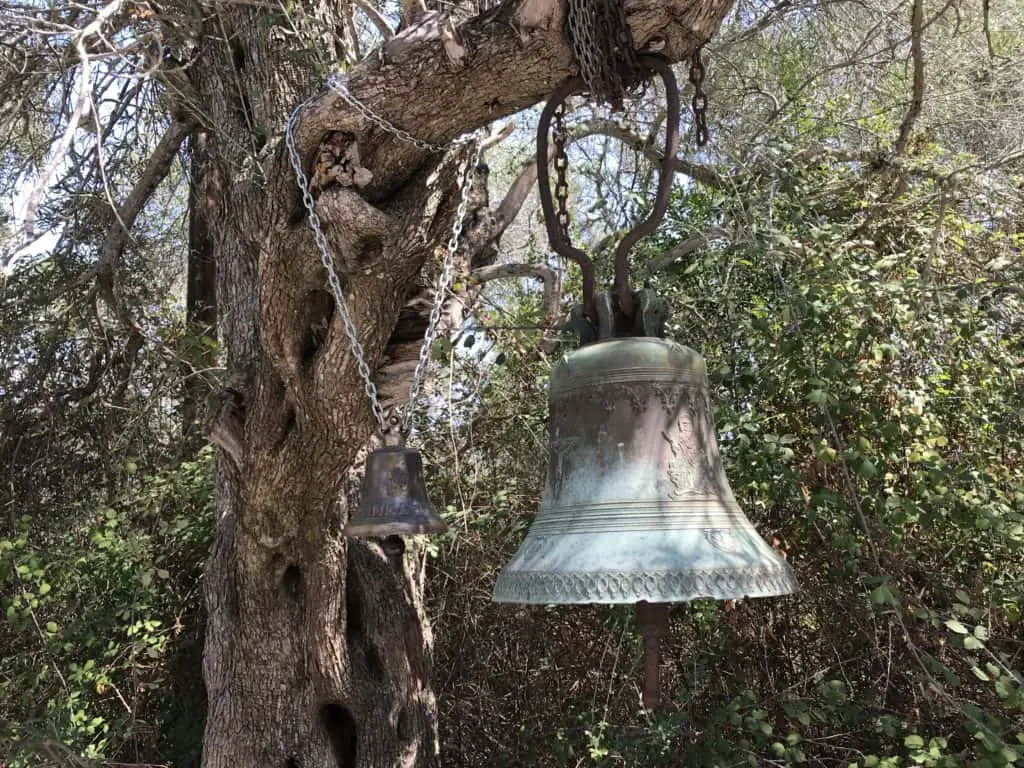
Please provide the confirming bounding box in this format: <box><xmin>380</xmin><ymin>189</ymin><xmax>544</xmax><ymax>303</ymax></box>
<box><xmin>491</xmin><ymin>563</ymin><xmax>798</xmax><ymax>604</ymax></box>
<box><xmin>577</xmin><ymin>336</ymin><xmax>688</xmax><ymax>348</ymax></box>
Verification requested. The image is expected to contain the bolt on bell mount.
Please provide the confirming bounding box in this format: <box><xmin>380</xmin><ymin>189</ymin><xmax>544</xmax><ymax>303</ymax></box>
<box><xmin>491</xmin><ymin>54</ymin><xmax>798</xmax><ymax>709</ymax></box>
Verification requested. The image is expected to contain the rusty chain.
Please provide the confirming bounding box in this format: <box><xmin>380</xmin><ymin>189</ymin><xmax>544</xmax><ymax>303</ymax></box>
<box><xmin>552</xmin><ymin>101</ymin><xmax>571</xmax><ymax>239</ymax></box>
<box><xmin>565</xmin><ymin>0</ymin><xmax>643</xmax><ymax>107</ymax></box>
<box><xmin>689</xmin><ymin>47</ymin><xmax>710</xmax><ymax>147</ymax></box>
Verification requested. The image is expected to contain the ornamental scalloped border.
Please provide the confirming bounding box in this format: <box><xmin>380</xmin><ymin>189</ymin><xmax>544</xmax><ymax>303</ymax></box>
<box><xmin>492</xmin><ymin>565</ymin><xmax>798</xmax><ymax>604</ymax></box>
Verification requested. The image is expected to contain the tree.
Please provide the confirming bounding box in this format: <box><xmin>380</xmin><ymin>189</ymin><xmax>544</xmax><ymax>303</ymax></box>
<box><xmin>1</xmin><ymin>1</ymin><xmax>733</xmax><ymax>764</ymax></box>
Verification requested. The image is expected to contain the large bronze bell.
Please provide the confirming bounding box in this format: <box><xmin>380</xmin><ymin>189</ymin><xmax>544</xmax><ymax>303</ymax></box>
<box><xmin>345</xmin><ymin>447</ymin><xmax>448</xmax><ymax>537</ymax></box>
<box><xmin>492</xmin><ymin>55</ymin><xmax>797</xmax><ymax>708</ymax></box>
<box><xmin>493</xmin><ymin>338</ymin><xmax>796</xmax><ymax>604</ymax></box>
<box><xmin>492</xmin><ymin>338</ymin><xmax>797</xmax><ymax>705</ymax></box>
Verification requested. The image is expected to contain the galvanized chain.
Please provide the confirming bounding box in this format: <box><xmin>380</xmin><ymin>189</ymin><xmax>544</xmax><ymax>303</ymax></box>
<box><xmin>552</xmin><ymin>102</ymin><xmax>571</xmax><ymax>239</ymax></box>
<box><xmin>326</xmin><ymin>74</ymin><xmax>476</xmax><ymax>152</ymax></box>
<box><xmin>285</xmin><ymin>90</ymin><xmax>482</xmax><ymax>440</ymax></box>
<box><xmin>286</xmin><ymin>94</ymin><xmax>389</xmax><ymax>433</ymax></box>
<box><xmin>689</xmin><ymin>48</ymin><xmax>710</xmax><ymax>147</ymax></box>
<box><xmin>565</xmin><ymin>0</ymin><xmax>642</xmax><ymax>107</ymax></box>
<box><xmin>402</xmin><ymin>139</ymin><xmax>485</xmax><ymax>439</ymax></box>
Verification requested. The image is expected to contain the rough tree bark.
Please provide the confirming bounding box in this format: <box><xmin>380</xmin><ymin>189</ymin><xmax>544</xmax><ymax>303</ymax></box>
<box><xmin>191</xmin><ymin>1</ymin><xmax>732</xmax><ymax>766</ymax></box>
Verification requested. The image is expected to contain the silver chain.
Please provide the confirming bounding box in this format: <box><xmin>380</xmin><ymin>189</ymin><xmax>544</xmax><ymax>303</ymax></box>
<box><xmin>285</xmin><ymin>86</ymin><xmax>482</xmax><ymax>440</ymax></box>
<box><xmin>326</xmin><ymin>74</ymin><xmax>476</xmax><ymax>153</ymax></box>
<box><xmin>403</xmin><ymin>139</ymin><xmax>484</xmax><ymax>438</ymax></box>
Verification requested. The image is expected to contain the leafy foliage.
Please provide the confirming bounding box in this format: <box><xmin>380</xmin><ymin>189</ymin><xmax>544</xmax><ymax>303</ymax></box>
<box><xmin>1</xmin><ymin>449</ymin><xmax>212</xmax><ymax>765</ymax></box>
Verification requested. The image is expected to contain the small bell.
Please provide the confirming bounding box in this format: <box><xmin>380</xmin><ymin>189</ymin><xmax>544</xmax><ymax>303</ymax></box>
<box><xmin>345</xmin><ymin>447</ymin><xmax>447</xmax><ymax>537</ymax></box>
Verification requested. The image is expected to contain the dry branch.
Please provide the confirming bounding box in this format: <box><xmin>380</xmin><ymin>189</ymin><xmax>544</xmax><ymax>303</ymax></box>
<box><xmin>471</xmin><ymin>262</ymin><xmax>561</xmax><ymax>321</ymax></box>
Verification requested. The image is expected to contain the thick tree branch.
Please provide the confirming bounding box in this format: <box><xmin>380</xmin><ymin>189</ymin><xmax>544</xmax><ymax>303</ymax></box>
<box><xmin>286</xmin><ymin>0</ymin><xmax>733</xmax><ymax>200</ymax></box>
<box><xmin>894</xmin><ymin>0</ymin><xmax>925</xmax><ymax>156</ymax></box>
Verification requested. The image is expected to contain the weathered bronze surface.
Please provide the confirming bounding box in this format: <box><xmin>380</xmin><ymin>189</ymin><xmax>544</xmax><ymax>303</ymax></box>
<box><xmin>492</xmin><ymin>337</ymin><xmax>798</xmax><ymax>604</ymax></box>
<box><xmin>345</xmin><ymin>447</ymin><xmax>447</xmax><ymax>537</ymax></box>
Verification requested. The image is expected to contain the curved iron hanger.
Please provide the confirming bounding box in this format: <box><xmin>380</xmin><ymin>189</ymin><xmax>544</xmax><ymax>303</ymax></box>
<box><xmin>536</xmin><ymin>54</ymin><xmax>681</xmax><ymax>324</ymax></box>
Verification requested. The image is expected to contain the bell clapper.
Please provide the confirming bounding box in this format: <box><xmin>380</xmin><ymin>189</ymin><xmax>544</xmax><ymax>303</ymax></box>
<box><xmin>636</xmin><ymin>602</ymin><xmax>670</xmax><ymax>710</ymax></box>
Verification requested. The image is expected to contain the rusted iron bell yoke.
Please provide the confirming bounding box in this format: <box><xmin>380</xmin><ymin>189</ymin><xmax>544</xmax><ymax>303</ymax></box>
<box><xmin>491</xmin><ymin>54</ymin><xmax>798</xmax><ymax>709</ymax></box>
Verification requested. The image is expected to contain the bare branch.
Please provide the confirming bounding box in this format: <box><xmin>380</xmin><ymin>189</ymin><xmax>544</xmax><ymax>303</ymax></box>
<box><xmin>21</xmin><ymin>0</ymin><xmax>126</xmax><ymax>238</ymax></box>
<box><xmin>491</xmin><ymin>117</ymin><xmax>723</xmax><ymax>245</ymax></box>
<box><xmin>98</xmin><ymin>118</ymin><xmax>195</xmax><ymax>279</ymax></box>
<box><xmin>575</xmin><ymin>118</ymin><xmax>725</xmax><ymax>188</ymax></box>
<box><xmin>895</xmin><ymin>0</ymin><xmax>925</xmax><ymax>156</ymax></box>
<box><xmin>481</xmin><ymin>121</ymin><xmax>515</xmax><ymax>152</ymax></box>
<box><xmin>646</xmin><ymin>227</ymin><xmax>730</xmax><ymax>272</ymax></box>
<box><xmin>354</xmin><ymin>0</ymin><xmax>395</xmax><ymax>39</ymax></box>
<box><xmin>471</xmin><ymin>262</ymin><xmax>560</xmax><ymax>322</ymax></box>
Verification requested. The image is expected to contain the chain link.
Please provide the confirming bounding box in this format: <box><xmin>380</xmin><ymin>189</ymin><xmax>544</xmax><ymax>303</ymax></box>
<box><xmin>402</xmin><ymin>139</ymin><xmax>484</xmax><ymax>438</ymax></box>
<box><xmin>285</xmin><ymin>89</ymin><xmax>482</xmax><ymax>440</ymax></box>
<box><xmin>552</xmin><ymin>102</ymin><xmax>571</xmax><ymax>239</ymax></box>
<box><xmin>565</xmin><ymin>0</ymin><xmax>642</xmax><ymax>107</ymax></box>
<box><xmin>689</xmin><ymin>48</ymin><xmax>710</xmax><ymax>147</ymax></box>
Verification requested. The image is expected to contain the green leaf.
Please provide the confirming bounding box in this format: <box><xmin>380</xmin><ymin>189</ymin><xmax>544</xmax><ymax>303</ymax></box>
<box><xmin>857</xmin><ymin>458</ymin><xmax>878</xmax><ymax>478</ymax></box>
<box><xmin>944</xmin><ymin>619</ymin><xmax>968</xmax><ymax>634</ymax></box>
<box><xmin>807</xmin><ymin>389</ymin><xmax>829</xmax><ymax>407</ymax></box>
<box><xmin>870</xmin><ymin>586</ymin><xmax>894</xmax><ymax>605</ymax></box>
<box><xmin>904</xmin><ymin>734</ymin><xmax>924</xmax><ymax>749</ymax></box>
<box><xmin>45</xmin><ymin>621</ymin><xmax>57</xmax><ymax>633</ymax></box>
<box><xmin>963</xmin><ymin>636</ymin><xmax>984</xmax><ymax>650</ymax></box>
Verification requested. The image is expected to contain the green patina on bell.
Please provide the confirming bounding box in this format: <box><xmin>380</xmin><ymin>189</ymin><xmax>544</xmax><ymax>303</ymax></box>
<box><xmin>345</xmin><ymin>447</ymin><xmax>447</xmax><ymax>537</ymax></box>
<box><xmin>493</xmin><ymin>337</ymin><xmax>797</xmax><ymax>604</ymax></box>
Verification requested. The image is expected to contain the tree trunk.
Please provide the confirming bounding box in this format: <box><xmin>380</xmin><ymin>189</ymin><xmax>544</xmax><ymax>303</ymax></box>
<box><xmin>182</xmin><ymin>129</ymin><xmax>219</xmax><ymax>444</ymax></box>
<box><xmin>189</xmin><ymin>2</ymin><xmax>732</xmax><ymax>766</ymax></box>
